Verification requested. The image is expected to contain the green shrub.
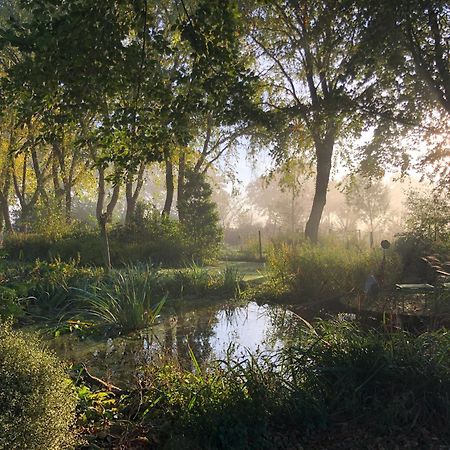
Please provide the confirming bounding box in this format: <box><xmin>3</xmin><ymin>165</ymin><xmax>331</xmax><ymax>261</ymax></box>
<box><xmin>178</xmin><ymin>170</ymin><xmax>223</xmax><ymax>263</ymax></box>
<box><xmin>0</xmin><ymin>286</ymin><xmax>25</xmax><ymax>320</ymax></box>
<box><xmin>0</xmin><ymin>322</ymin><xmax>77</xmax><ymax>449</ymax></box>
<box><xmin>4</xmin><ymin>214</ymin><xmax>191</xmax><ymax>266</ymax></box>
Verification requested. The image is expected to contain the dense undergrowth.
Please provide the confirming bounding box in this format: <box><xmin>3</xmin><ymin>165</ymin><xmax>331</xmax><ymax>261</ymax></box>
<box><xmin>0</xmin><ymin>259</ymin><xmax>242</xmax><ymax>331</ymax></box>
<box><xmin>1</xmin><ymin>234</ymin><xmax>449</xmax><ymax>448</ymax></box>
<box><xmin>266</xmin><ymin>241</ymin><xmax>402</xmax><ymax>301</ymax></box>
<box><xmin>74</xmin><ymin>320</ymin><xmax>450</xmax><ymax>449</ymax></box>
<box><xmin>3</xmin><ymin>208</ymin><xmax>220</xmax><ymax>267</ymax></box>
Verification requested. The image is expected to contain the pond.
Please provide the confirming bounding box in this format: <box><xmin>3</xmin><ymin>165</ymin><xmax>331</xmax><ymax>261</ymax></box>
<box><xmin>48</xmin><ymin>300</ymin><xmax>301</xmax><ymax>387</ymax></box>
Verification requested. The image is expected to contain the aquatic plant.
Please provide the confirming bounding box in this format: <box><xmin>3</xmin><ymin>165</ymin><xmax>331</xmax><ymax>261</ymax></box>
<box><xmin>76</xmin><ymin>269</ymin><xmax>165</xmax><ymax>332</ymax></box>
<box><xmin>219</xmin><ymin>265</ymin><xmax>243</xmax><ymax>298</ymax></box>
<box><xmin>174</xmin><ymin>262</ymin><xmax>212</xmax><ymax>297</ymax></box>
<box><xmin>75</xmin><ymin>319</ymin><xmax>450</xmax><ymax>448</ymax></box>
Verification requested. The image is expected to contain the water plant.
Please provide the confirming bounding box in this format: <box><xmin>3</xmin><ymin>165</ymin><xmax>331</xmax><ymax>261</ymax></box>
<box><xmin>219</xmin><ymin>265</ymin><xmax>243</xmax><ymax>298</ymax></box>
<box><xmin>75</xmin><ymin>269</ymin><xmax>165</xmax><ymax>332</ymax></box>
<box><xmin>73</xmin><ymin>318</ymin><xmax>450</xmax><ymax>448</ymax></box>
<box><xmin>174</xmin><ymin>262</ymin><xmax>212</xmax><ymax>297</ymax></box>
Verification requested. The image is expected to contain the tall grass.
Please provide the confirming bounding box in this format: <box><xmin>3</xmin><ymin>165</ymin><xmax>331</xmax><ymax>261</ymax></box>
<box><xmin>132</xmin><ymin>320</ymin><xmax>449</xmax><ymax>448</ymax></box>
<box><xmin>267</xmin><ymin>242</ymin><xmax>401</xmax><ymax>302</ymax></box>
<box><xmin>75</xmin><ymin>268</ymin><xmax>165</xmax><ymax>332</ymax></box>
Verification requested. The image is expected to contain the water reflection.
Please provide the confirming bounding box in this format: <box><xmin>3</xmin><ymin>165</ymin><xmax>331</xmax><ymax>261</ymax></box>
<box><xmin>50</xmin><ymin>301</ymin><xmax>300</xmax><ymax>386</ymax></box>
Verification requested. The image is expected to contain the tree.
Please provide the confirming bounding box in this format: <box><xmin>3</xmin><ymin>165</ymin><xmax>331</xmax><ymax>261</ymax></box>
<box><xmin>404</xmin><ymin>189</ymin><xmax>450</xmax><ymax>241</ymax></box>
<box><xmin>356</xmin><ymin>0</ymin><xmax>449</xmax><ymax>190</ymax></box>
<box><xmin>2</xmin><ymin>0</ymin><xmax>253</xmax><ymax>268</ymax></box>
<box><xmin>246</xmin><ymin>0</ymin><xmax>385</xmax><ymax>242</ymax></box>
<box><xmin>178</xmin><ymin>169</ymin><xmax>222</xmax><ymax>261</ymax></box>
<box><xmin>344</xmin><ymin>176</ymin><xmax>391</xmax><ymax>240</ymax></box>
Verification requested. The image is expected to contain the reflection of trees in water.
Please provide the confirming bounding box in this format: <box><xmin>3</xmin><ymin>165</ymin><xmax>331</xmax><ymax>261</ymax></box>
<box><xmin>166</xmin><ymin>306</ymin><xmax>222</xmax><ymax>369</ymax></box>
<box><xmin>265</xmin><ymin>306</ymin><xmax>305</xmax><ymax>347</ymax></box>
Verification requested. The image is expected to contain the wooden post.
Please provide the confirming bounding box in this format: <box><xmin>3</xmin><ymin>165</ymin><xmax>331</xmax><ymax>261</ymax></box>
<box><xmin>258</xmin><ymin>230</ymin><xmax>263</xmax><ymax>261</ymax></box>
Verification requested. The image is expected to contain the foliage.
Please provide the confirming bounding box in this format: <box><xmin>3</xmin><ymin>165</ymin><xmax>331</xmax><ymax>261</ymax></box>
<box><xmin>4</xmin><ymin>205</ymin><xmax>223</xmax><ymax>266</ymax></box>
<box><xmin>404</xmin><ymin>190</ymin><xmax>450</xmax><ymax>242</ymax></box>
<box><xmin>344</xmin><ymin>175</ymin><xmax>391</xmax><ymax>232</ymax></box>
<box><xmin>4</xmin><ymin>218</ymin><xmax>188</xmax><ymax>266</ymax></box>
<box><xmin>172</xmin><ymin>263</ymin><xmax>212</xmax><ymax>297</ymax></box>
<box><xmin>291</xmin><ymin>320</ymin><xmax>450</xmax><ymax>431</ymax></box>
<box><xmin>137</xmin><ymin>360</ymin><xmax>310</xmax><ymax>449</ymax></box>
<box><xmin>76</xmin><ymin>321</ymin><xmax>450</xmax><ymax>448</ymax></box>
<box><xmin>74</xmin><ymin>268</ymin><xmax>165</xmax><ymax>332</ymax></box>
<box><xmin>0</xmin><ymin>258</ymin><xmax>102</xmax><ymax>318</ymax></box>
<box><xmin>220</xmin><ymin>265</ymin><xmax>243</xmax><ymax>298</ymax></box>
<box><xmin>0</xmin><ymin>321</ymin><xmax>77</xmax><ymax>450</ymax></box>
<box><xmin>111</xmin><ymin>209</ymin><xmax>188</xmax><ymax>266</ymax></box>
<box><xmin>0</xmin><ymin>285</ymin><xmax>26</xmax><ymax>320</ymax></box>
<box><xmin>266</xmin><ymin>241</ymin><xmax>401</xmax><ymax>302</ymax></box>
<box><xmin>179</xmin><ymin>169</ymin><xmax>223</xmax><ymax>262</ymax></box>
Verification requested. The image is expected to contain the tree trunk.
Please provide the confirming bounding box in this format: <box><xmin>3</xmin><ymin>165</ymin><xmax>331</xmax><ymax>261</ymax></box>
<box><xmin>305</xmin><ymin>135</ymin><xmax>334</xmax><ymax>243</ymax></box>
<box><xmin>65</xmin><ymin>189</ymin><xmax>72</xmax><ymax>223</ymax></box>
<box><xmin>162</xmin><ymin>151</ymin><xmax>174</xmax><ymax>217</ymax></box>
<box><xmin>99</xmin><ymin>214</ymin><xmax>111</xmax><ymax>272</ymax></box>
<box><xmin>96</xmin><ymin>166</ymin><xmax>106</xmax><ymax>224</ymax></box>
<box><xmin>0</xmin><ymin>192</ymin><xmax>12</xmax><ymax>232</ymax></box>
<box><xmin>96</xmin><ymin>165</ymin><xmax>121</xmax><ymax>271</ymax></box>
<box><xmin>125</xmin><ymin>179</ymin><xmax>135</xmax><ymax>225</ymax></box>
<box><xmin>177</xmin><ymin>152</ymin><xmax>186</xmax><ymax>222</ymax></box>
<box><xmin>125</xmin><ymin>162</ymin><xmax>145</xmax><ymax>226</ymax></box>
<box><xmin>0</xmin><ymin>174</ymin><xmax>13</xmax><ymax>233</ymax></box>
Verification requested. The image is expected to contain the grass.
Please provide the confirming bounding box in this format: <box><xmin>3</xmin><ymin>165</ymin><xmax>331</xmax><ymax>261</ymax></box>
<box><xmin>265</xmin><ymin>241</ymin><xmax>402</xmax><ymax>303</ymax></box>
<box><xmin>74</xmin><ymin>268</ymin><xmax>166</xmax><ymax>332</ymax></box>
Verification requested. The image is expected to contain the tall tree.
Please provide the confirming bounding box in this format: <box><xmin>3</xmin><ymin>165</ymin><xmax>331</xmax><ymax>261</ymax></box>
<box><xmin>247</xmin><ymin>0</ymin><xmax>382</xmax><ymax>242</ymax></box>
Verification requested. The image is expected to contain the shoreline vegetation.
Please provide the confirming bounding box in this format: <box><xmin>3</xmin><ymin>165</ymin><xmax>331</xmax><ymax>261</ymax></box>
<box><xmin>1</xmin><ymin>236</ymin><xmax>449</xmax><ymax>448</ymax></box>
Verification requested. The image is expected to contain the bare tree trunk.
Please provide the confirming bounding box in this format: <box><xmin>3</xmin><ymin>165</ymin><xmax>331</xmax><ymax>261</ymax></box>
<box><xmin>0</xmin><ymin>192</ymin><xmax>12</xmax><ymax>232</ymax></box>
<box><xmin>177</xmin><ymin>153</ymin><xmax>186</xmax><ymax>221</ymax></box>
<box><xmin>125</xmin><ymin>162</ymin><xmax>145</xmax><ymax>226</ymax></box>
<box><xmin>305</xmin><ymin>133</ymin><xmax>334</xmax><ymax>243</ymax></box>
<box><xmin>96</xmin><ymin>165</ymin><xmax>120</xmax><ymax>271</ymax></box>
<box><xmin>99</xmin><ymin>214</ymin><xmax>111</xmax><ymax>272</ymax></box>
<box><xmin>0</xmin><ymin>169</ymin><xmax>13</xmax><ymax>232</ymax></box>
<box><xmin>96</xmin><ymin>166</ymin><xmax>106</xmax><ymax>224</ymax></box>
<box><xmin>162</xmin><ymin>150</ymin><xmax>174</xmax><ymax>217</ymax></box>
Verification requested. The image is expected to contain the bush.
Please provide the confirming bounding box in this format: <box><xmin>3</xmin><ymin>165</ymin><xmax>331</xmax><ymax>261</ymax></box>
<box><xmin>178</xmin><ymin>170</ymin><xmax>223</xmax><ymax>262</ymax></box>
<box><xmin>0</xmin><ymin>286</ymin><xmax>25</xmax><ymax>320</ymax></box>
<box><xmin>4</xmin><ymin>213</ymin><xmax>191</xmax><ymax>267</ymax></box>
<box><xmin>0</xmin><ymin>322</ymin><xmax>77</xmax><ymax>449</ymax></box>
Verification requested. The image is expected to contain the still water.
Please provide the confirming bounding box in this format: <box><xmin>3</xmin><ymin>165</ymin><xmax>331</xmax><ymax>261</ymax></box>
<box><xmin>49</xmin><ymin>301</ymin><xmax>300</xmax><ymax>386</ymax></box>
